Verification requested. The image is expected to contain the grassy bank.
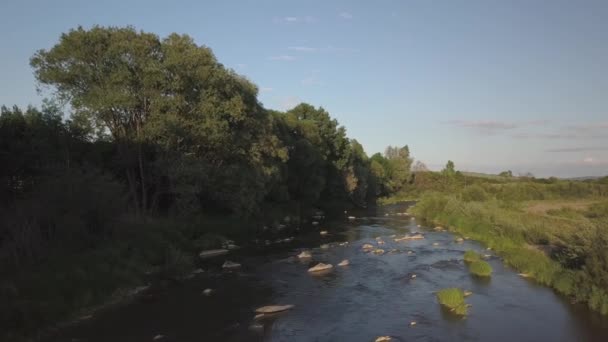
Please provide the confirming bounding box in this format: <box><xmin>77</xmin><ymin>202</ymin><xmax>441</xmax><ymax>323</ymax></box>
<box><xmin>410</xmin><ymin>192</ymin><xmax>608</xmax><ymax>314</ymax></box>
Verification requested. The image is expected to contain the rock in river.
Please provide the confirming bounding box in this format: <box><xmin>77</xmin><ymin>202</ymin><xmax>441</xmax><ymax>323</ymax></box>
<box><xmin>298</xmin><ymin>251</ymin><xmax>312</xmax><ymax>259</ymax></box>
<box><xmin>199</xmin><ymin>249</ymin><xmax>229</xmax><ymax>259</ymax></box>
<box><xmin>362</xmin><ymin>243</ymin><xmax>375</xmax><ymax>251</ymax></box>
<box><xmin>308</xmin><ymin>263</ymin><xmax>333</xmax><ymax>272</ymax></box>
<box><xmin>320</xmin><ymin>230</ymin><xmax>328</xmax><ymax>236</ymax></box>
<box><xmin>222</xmin><ymin>260</ymin><xmax>241</xmax><ymax>269</ymax></box>
<box><xmin>255</xmin><ymin>305</ymin><xmax>295</xmax><ymax>314</ymax></box>
<box><xmin>203</xmin><ymin>288</ymin><xmax>213</xmax><ymax>296</ymax></box>
<box><xmin>375</xmin><ymin>336</ymin><xmax>392</xmax><ymax>342</ymax></box>
<box><xmin>338</xmin><ymin>259</ymin><xmax>350</xmax><ymax>266</ymax></box>
<box><xmin>394</xmin><ymin>234</ymin><xmax>424</xmax><ymax>242</ymax></box>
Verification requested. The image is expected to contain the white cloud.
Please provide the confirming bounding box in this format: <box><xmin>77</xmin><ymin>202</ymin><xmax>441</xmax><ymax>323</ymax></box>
<box><xmin>260</xmin><ymin>87</ymin><xmax>273</xmax><ymax>93</ymax></box>
<box><xmin>285</xmin><ymin>45</ymin><xmax>359</xmax><ymax>54</ymax></box>
<box><xmin>268</xmin><ymin>55</ymin><xmax>296</xmax><ymax>61</ymax></box>
<box><xmin>235</xmin><ymin>63</ymin><xmax>247</xmax><ymax>69</ymax></box>
<box><xmin>446</xmin><ymin>120</ymin><xmax>519</xmax><ymax>130</ymax></box>
<box><xmin>288</xmin><ymin>46</ymin><xmax>317</xmax><ymax>52</ymax></box>
<box><xmin>546</xmin><ymin>146</ymin><xmax>608</xmax><ymax>152</ymax></box>
<box><xmin>339</xmin><ymin>12</ymin><xmax>353</xmax><ymax>19</ymax></box>
<box><xmin>274</xmin><ymin>16</ymin><xmax>316</xmax><ymax>24</ymax></box>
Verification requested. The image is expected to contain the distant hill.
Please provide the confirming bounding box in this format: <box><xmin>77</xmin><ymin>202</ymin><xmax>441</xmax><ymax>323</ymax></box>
<box><xmin>565</xmin><ymin>176</ymin><xmax>603</xmax><ymax>181</ymax></box>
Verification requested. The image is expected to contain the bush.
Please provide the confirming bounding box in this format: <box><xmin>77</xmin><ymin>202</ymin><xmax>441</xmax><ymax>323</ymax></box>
<box><xmin>461</xmin><ymin>184</ymin><xmax>489</xmax><ymax>202</ymax></box>
<box><xmin>436</xmin><ymin>288</ymin><xmax>468</xmax><ymax>315</ymax></box>
<box><xmin>469</xmin><ymin>260</ymin><xmax>493</xmax><ymax>277</ymax></box>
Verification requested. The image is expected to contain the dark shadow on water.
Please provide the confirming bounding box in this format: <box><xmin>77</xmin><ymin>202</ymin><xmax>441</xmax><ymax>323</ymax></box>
<box><xmin>470</xmin><ymin>274</ymin><xmax>492</xmax><ymax>285</ymax></box>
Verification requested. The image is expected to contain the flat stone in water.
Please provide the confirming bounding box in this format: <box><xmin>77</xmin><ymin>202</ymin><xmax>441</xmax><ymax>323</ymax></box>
<box><xmin>222</xmin><ymin>261</ymin><xmax>241</xmax><ymax>269</ymax></box>
<box><xmin>308</xmin><ymin>263</ymin><xmax>333</xmax><ymax>272</ymax></box>
<box><xmin>255</xmin><ymin>305</ymin><xmax>294</xmax><ymax>314</ymax></box>
<box><xmin>394</xmin><ymin>234</ymin><xmax>424</xmax><ymax>241</ymax></box>
<box><xmin>199</xmin><ymin>249</ymin><xmax>229</xmax><ymax>259</ymax></box>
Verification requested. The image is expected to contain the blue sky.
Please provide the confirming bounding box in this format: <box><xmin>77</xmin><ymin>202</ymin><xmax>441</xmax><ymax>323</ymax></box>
<box><xmin>1</xmin><ymin>0</ymin><xmax>607</xmax><ymax>177</ymax></box>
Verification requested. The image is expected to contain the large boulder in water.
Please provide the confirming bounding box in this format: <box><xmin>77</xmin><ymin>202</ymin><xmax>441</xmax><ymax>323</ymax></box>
<box><xmin>308</xmin><ymin>263</ymin><xmax>333</xmax><ymax>272</ymax></box>
<box><xmin>375</xmin><ymin>337</ymin><xmax>392</xmax><ymax>342</ymax></box>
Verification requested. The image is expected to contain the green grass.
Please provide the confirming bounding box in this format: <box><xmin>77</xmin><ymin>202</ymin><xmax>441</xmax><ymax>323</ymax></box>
<box><xmin>411</xmin><ymin>192</ymin><xmax>608</xmax><ymax>315</ymax></box>
<box><xmin>463</xmin><ymin>250</ymin><xmax>482</xmax><ymax>263</ymax></box>
<box><xmin>469</xmin><ymin>260</ymin><xmax>493</xmax><ymax>277</ymax></box>
<box><xmin>436</xmin><ymin>288</ymin><xmax>468</xmax><ymax>315</ymax></box>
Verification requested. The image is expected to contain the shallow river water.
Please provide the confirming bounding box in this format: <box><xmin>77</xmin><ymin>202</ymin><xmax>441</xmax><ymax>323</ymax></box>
<box><xmin>47</xmin><ymin>204</ymin><xmax>608</xmax><ymax>342</ymax></box>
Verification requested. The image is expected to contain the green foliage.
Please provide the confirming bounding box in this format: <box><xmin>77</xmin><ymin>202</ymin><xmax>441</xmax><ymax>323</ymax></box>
<box><xmin>469</xmin><ymin>260</ymin><xmax>493</xmax><ymax>277</ymax></box>
<box><xmin>411</xmin><ymin>189</ymin><xmax>608</xmax><ymax>315</ymax></box>
<box><xmin>436</xmin><ymin>288</ymin><xmax>468</xmax><ymax>315</ymax></box>
<box><xmin>461</xmin><ymin>184</ymin><xmax>489</xmax><ymax>202</ymax></box>
<box><xmin>499</xmin><ymin>170</ymin><xmax>513</xmax><ymax>177</ymax></box>
<box><xmin>464</xmin><ymin>250</ymin><xmax>482</xmax><ymax>263</ymax></box>
<box><xmin>2</xmin><ymin>25</ymin><xmax>394</xmax><ymax>339</ymax></box>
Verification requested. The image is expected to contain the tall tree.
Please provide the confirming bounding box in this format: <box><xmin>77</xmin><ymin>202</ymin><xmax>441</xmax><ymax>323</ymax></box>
<box><xmin>31</xmin><ymin>26</ymin><xmax>163</xmax><ymax>216</ymax></box>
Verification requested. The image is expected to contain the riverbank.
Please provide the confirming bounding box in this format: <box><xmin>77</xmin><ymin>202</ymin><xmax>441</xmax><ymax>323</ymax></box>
<box><xmin>409</xmin><ymin>193</ymin><xmax>608</xmax><ymax>315</ymax></box>
<box><xmin>1</xmin><ymin>207</ymin><xmax>339</xmax><ymax>342</ymax></box>
<box><xmin>39</xmin><ymin>203</ymin><xmax>608</xmax><ymax>342</ymax></box>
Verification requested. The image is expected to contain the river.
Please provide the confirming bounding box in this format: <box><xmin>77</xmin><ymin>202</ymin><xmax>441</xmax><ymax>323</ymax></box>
<box><xmin>45</xmin><ymin>203</ymin><xmax>608</xmax><ymax>342</ymax></box>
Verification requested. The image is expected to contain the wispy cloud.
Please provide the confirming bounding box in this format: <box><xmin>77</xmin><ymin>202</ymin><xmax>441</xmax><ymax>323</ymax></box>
<box><xmin>446</xmin><ymin>120</ymin><xmax>519</xmax><ymax>130</ymax></box>
<box><xmin>268</xmin><ymin>55</ymin><xmax>296</xmax><ymax>61</ymax></box>
<box><xmin>285</xmin><ymin>45</ymin><xmax>359</xmax><ymax>54</ymax></box>
<box><xmin>566</xmin><ymin>156</ymin><xmax>608</xmax><ymax>166</ymax></box>
<box><xmin>235</xmin><ymin>63</ymin><xmax>247</xmax><ymax>69</ymax></box>
<box><xmin>274</xmin><ymin>16</ymin><xmax>316</xmax><ymax>24</ymax></box>
<box><xmin>445</xmin><ymin>119</ymin><xmax>556</xmax><ymax>136</ymax></box>
<box><xmin>339</xmin><ymin>12</ymin><xmax>353</xmax><ymax>20</ymax></box>
<box><xmin>514</xmin><ymin>121</ymin><xmax>608</xmax><ymax>140</ymax></box>
<box><xmin>545</xmin><ymin>146</ymin><xmax>608</xmax><ymax>152</ymax></box>
<box><xmin>288</xmin><ymin>46</ymin><xmax>317</xmax><ymax>52</ymax></box>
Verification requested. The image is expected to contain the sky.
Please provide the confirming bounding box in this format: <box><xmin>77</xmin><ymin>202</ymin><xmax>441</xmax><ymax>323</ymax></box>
<box><xmin>1</xmin><ymin>0</ymin><xmax>607</xmax><ymax>178</ymax></box>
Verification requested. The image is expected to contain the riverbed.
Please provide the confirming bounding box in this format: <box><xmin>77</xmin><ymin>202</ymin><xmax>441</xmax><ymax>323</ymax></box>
<box><xmin>45</xmin><ymin>204</ymin><xmax>608</xmax><ymax>341</ymax></box>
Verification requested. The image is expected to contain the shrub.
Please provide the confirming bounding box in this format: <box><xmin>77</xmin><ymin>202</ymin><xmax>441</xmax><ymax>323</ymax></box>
<box><xmin>436</xmin><ymin>288</ymin><xmax>468</xmax><ymax>315</ymax></box>
<box><xmin>469</xmin><ymin>260</ymin><xmax>493</xmax><ymax>277</ymax></box>
<box><xmin>461</xmin><ymin>184</ymin><xmax>489</xmax><ymax>202</ymax></box>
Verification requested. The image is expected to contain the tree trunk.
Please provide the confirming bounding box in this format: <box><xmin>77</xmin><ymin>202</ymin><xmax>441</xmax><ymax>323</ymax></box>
<box><xmin>126</xmin><ymin>168</ymin><xmax>141</xmax><ymax>217</ymax></box>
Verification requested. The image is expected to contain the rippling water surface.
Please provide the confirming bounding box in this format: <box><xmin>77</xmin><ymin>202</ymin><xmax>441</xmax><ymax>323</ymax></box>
<box><xmin>46</xmin><ymin>204</ymin><xmax>608</xmax><ymax>342</ymax></box>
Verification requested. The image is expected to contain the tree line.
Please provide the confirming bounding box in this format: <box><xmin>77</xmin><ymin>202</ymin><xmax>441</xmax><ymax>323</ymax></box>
<box><xmin>0</xmin><ymin>26</ymin><xmax>416</xmax><ymax>271</ymax></box>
